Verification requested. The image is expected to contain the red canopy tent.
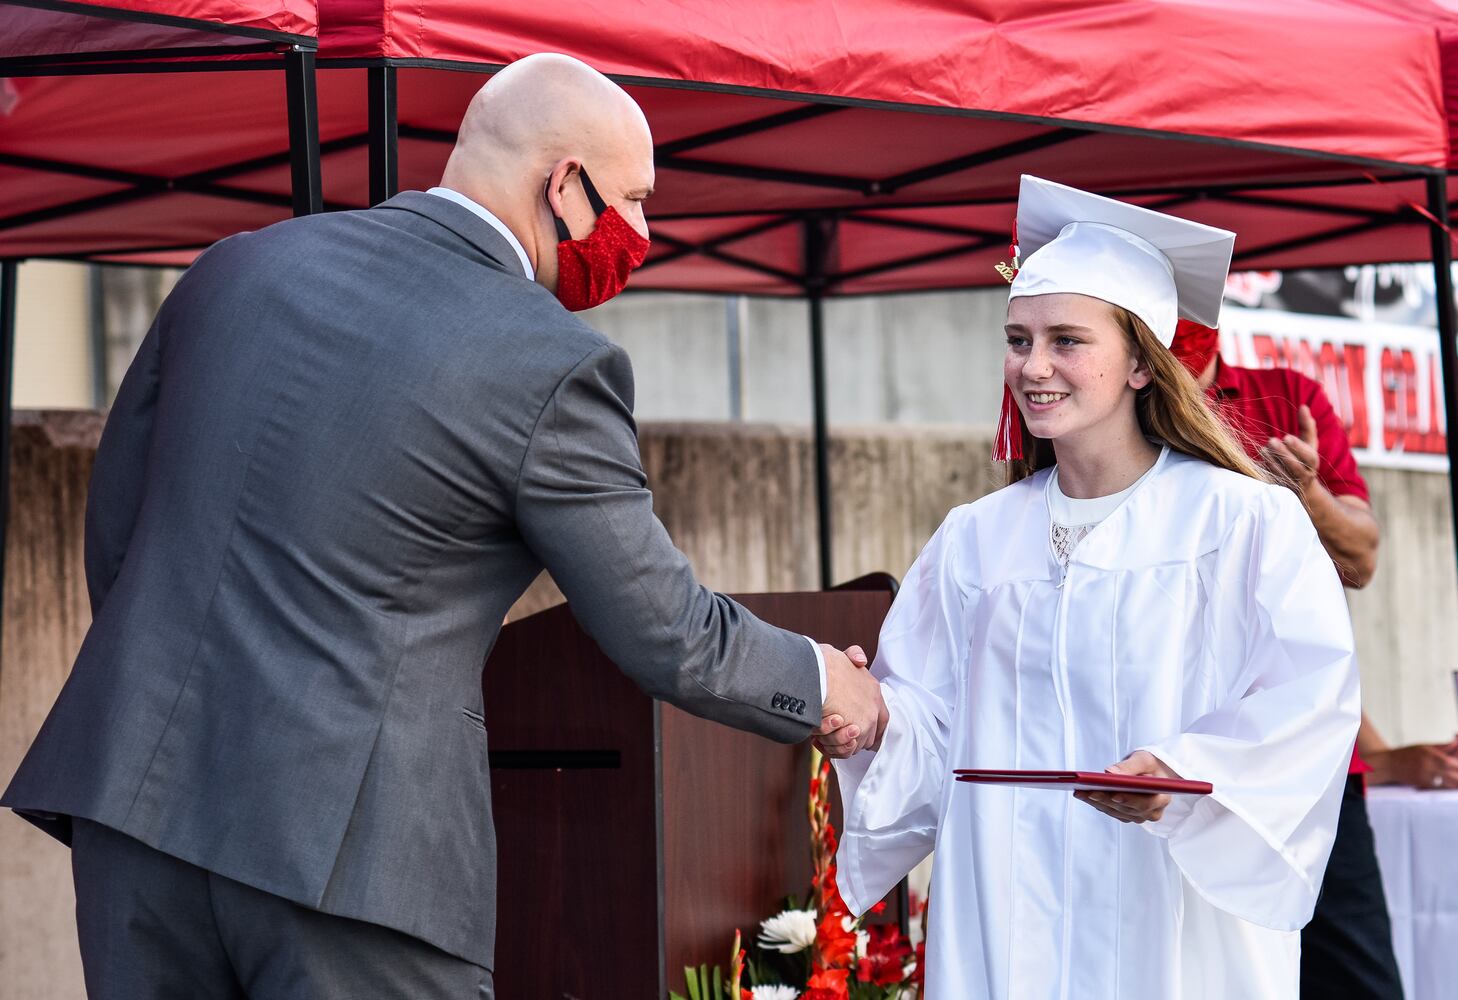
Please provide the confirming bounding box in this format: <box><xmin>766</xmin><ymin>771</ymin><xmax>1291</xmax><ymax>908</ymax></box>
<box><xmin>311</xmin><ymin>0</ymin><xmax>1449</xmax><ymax>285</ymax></box>
<box><xmin>4</xmin><ymin>0</ymin><xmax>1457</xmax><ymax>572</ymax></box>
<box><xmin>5</xmin><ymin>2</ymin><xmax>1448</xmax><ymax>270</ymax></box>
<box><xmin>4</xmin><ymin>0</ymin><xmax>1457</xmax><ymax>588</ymax></box>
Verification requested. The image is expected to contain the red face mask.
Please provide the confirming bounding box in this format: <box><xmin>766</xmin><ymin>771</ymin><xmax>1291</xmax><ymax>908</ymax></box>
<box><xmin>1170</xmin><ymin>319</ymin><xmax>1221</xmax><ymax>380</ymax></box>
<box><xmin>550</xmin><ymin>168</ymin><xmax>650</xmax><ymax>312</ymax></box>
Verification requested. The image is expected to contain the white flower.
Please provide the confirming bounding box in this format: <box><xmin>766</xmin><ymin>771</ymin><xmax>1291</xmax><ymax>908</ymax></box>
<box><xmin>750</xmin><ymin>987</ymin><xmax>801</xmax><ymax>1000</ymax></box>
<box><xmin>757</xmin><ymin>908</ymin><xmax>817</xmax><ymax>954</ymax></box>
<box><xmin>856</xmin><ymin>927</ymin><xmax>870</xmax><ymax>960</ymax></box>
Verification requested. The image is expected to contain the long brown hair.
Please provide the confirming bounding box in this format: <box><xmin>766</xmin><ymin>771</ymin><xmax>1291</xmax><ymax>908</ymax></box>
<box><xmin>1004</xmin><ymin>305</ymin><xmax>1265</xmax><ymax>486</ymax></box>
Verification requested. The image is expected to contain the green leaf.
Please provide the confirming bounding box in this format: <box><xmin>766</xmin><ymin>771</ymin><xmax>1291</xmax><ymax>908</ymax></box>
<box><xmin>711</xmin><ymin>966</ymin><xmax>722</xmax><ymax>999</ymax></box>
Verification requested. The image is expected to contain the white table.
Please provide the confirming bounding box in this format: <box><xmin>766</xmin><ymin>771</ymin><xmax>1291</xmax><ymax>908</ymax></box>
<box><xmin>1366</xmin><ymin>787</ymin><xmax>1458</xmax><ymax>1000</ymax></box>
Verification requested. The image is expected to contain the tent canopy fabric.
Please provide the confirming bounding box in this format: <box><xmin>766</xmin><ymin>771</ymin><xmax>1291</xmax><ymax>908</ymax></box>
<box><xmin>0</xmin><ymin>0</ymin><xmax>316</xmax><ymax>66</ymax></box>
<box><xmin>0</xmin><ymin>0</ymin><xmax>1452</xmax><ymax>296</ymax></box>
<box><xmin>321</xmin><ymin>0</ymin><xmax>1447</xmax><ymax>169</ymax></box>
<box><xmin>1334</xmin><ymin>0</ymin><xmax>1458</xmax><ymax>167</ymax></box>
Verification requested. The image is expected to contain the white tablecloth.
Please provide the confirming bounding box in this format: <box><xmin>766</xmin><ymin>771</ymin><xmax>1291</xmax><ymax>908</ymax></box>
<box><xmin>1366</xmin><ymin>787</ymin><xmax>1458</xmax><ymax>1000</ymax></box>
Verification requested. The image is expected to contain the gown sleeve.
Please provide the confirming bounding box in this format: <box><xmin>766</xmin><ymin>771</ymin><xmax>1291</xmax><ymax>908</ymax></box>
<box><xmin>1137</xmin><ymin>486</ymin><xmax>1360</xmax><ymax>931</ymax></box>
<box><xmin>833</xmin><ymin>511</ymin><xmax>972</xmax><ymax>916</ymax></box>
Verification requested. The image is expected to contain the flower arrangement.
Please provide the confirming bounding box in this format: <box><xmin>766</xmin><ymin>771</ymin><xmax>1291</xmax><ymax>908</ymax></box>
<box><xmin>672</xmin><ymin>748</ymin><xmax>923</xmax><ymax>1000</ymax></box>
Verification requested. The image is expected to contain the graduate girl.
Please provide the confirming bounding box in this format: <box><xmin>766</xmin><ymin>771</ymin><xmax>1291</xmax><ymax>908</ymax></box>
<box><xmin>828</xmin><ymin>177</ymin><xmax>1359</xmax><ymax>998</ymax></box>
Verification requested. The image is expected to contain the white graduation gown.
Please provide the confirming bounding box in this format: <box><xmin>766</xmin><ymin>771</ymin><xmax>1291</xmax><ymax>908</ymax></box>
<box><xmin>834</xmin><ymin>448</ymin><xmax>1359</xmax><ymax>999</ymax></box>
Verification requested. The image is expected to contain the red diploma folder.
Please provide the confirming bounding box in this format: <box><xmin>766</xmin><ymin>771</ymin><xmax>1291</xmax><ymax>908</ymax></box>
<box><xmin>953</xmin><ymin>769</ymin><xmax>1213</xmax><ymax>795</ymax></box>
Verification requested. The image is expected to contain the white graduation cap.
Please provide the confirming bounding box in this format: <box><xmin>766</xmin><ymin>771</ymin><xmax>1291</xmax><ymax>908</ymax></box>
<box><xmin>1007</xmin><ymin>175</ymin><xmax>1236</xmax><ymax>346</ymax></box>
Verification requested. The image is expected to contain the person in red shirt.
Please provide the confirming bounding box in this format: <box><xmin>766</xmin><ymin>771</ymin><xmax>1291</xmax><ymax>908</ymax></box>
<box><xmin>1172</xmin><ymin>320</ymin><xmax>1378</xmax><ymax>586</ymax></box>
<box><xmin>1176</xmin><ymin>329</ymin><xmax>1458</xmax><ymax>787</ymax></box>
<box><xmin>1172</xmin><ymin>320</ymin><xmax>1458</xmax><ymax>1000</ymax></box>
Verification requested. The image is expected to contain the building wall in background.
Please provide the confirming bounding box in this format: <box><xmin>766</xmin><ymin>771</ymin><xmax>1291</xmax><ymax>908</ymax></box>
<box><xmin>582</xmin><ymin>289</ymin><xmax>1010</xmax><ymax>427</ymax></box>
<box><xmin>12</xmin><ymin>261</ymin><xmax>93</xmax><ymax>410</ymax></box>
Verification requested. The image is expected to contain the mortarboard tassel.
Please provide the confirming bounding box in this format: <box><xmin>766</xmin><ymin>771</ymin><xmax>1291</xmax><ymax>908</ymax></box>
<box><xmin>993</xmin><ymin>384</ymin><xmax>1024</xmax><ymax>462</ymax></box>
<box><xmin>994</xmin><ymin>220</ymin><xmax>1021</xmax><ymax>284</ymax></box>
<box><xmin>993</xmin><ymin>216</ymin><xmax>1024</xmax><ymax>462</ymax></box>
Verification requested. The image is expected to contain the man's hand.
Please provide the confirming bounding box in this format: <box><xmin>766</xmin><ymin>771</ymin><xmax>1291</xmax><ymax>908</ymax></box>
<box><xmin>1073</xmin><ymin>750</ymin><xmax>1177</xmax><ymax>824</ymax></box>
<box><xmin>1365</xmin><ymin>739</ymin><xmax>1458</xmax><ymax>789</ymax></box>
<box><xmin>813</xmin><ymin>644</ymin><xmax>887</xmax><ymax>759</ymax></box>
<box><xmin>1260</xmin><ymin>404</ymin><xmax>1321</xmax><ymax>494</ymax></box>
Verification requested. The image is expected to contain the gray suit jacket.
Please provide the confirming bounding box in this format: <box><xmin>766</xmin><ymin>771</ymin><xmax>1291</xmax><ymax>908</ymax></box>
<box><xmin>1</xmin><ymin>192</ymin><xmax>820</xmax><ymax>968</ymax></box>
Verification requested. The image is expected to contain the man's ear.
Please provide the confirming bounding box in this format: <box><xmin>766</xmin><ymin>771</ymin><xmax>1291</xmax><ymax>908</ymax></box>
<box><xmin>543</xmin><ymin>159</ymin><xmax>581</xmax><ymax>218</ymax></box>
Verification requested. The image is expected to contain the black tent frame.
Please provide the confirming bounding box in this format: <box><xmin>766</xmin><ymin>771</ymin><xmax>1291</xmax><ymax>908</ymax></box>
<box><xmin>3</xmin><ymin>44</ymin><xmax>1456</xmax><ymax>596</ymax></box>
<box><xmin>0</xmin><ymin>0</ymin><xmax>322</xmax><ymax>655</ymax></box>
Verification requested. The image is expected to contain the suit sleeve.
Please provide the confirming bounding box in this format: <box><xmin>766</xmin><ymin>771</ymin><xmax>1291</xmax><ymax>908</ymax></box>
<box><xmin>84</xmin><ymin>317</ymin><xmax>162</xmax><ymax>616</ymax></box>
<box><xmin>514</xmin><ymin>342</ymin><xmax>820</xmax><ymax>742</ymax></box>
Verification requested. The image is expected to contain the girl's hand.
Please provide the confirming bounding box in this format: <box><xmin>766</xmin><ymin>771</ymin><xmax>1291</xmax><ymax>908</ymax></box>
<box><xmin>1073</xmin><ymin>750</ymin><xmax>1178</xmax><ymax>824</ymax></box>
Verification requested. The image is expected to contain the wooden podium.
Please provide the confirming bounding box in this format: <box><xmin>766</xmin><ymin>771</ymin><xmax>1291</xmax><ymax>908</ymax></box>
<box><xmin>482</xmin><ymin>584</ymin><xmax>895</xmax><ymax>998</ymax></box>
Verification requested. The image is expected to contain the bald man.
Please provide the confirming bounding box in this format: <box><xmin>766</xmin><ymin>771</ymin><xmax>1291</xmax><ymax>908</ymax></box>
<box><xmin>2</xmin><ymin>54</ymin><xmax>884</xmax><ymax>998</ymax></box>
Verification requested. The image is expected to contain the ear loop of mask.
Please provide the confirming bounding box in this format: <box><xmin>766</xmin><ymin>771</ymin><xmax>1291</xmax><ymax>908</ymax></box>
<box><xmin>550</xmin><ymin>167</ymin><xmax>609</xmax><ymax>242</ymax></box>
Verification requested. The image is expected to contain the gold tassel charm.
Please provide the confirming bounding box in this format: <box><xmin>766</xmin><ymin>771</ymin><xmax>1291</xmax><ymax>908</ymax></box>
<box><xmin>995</xmin><ymin>261</ymin><xmax>1018</xmax><ymax>283</ymax></box>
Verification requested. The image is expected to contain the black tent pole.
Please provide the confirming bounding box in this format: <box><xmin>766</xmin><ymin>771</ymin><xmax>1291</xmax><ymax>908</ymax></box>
<box><xmin>0</xmin><ymin>260</ymin><xmax>17</xmax><ymax>665</ymax></box>
<box><xmin>1425</xmin><ymin>174</ymin><xmax>1458</xmax><ymax>586</ymax></box>
<box><xmin>804</xmin><ymin>218</ymin><xmax>833</xmax><ymax>590</ymax></box>
<box><xmin>368</xmin><ymin>65</ymin><xmax>399</xmax><ymax>205</ymax></box>
<box><xmin>285</xmin><ymin>46</ymin><xmax>322</xmax><ymax>216</ymax></box>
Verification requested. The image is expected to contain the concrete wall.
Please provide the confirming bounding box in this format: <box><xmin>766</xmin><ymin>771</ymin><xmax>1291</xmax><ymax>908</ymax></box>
<box><xmin>578</xmin><ymin>289</ymin><xmax>1012</xmax><ymax>427</ymax></box>
<box><xmin>1348</xmin><ymin>465</ymin><xmax>1458</xmax><ymax>743</ymax></box>
<box><xmin>0</xmin><ymin>413</ymin><xmax>99</xmax><ymax>1000</ymax></box>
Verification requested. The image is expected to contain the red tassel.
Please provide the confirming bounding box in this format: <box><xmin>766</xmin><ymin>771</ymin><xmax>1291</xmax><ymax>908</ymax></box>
<box><xmin>993</xmin><ymin>384</ymin><xmax>1024</xmax><ymax>462</ymax></box>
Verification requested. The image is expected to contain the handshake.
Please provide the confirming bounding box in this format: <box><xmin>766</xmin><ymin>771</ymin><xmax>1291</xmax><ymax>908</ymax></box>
<box><xmin>811</xmin><ymin>644</ymin><xmax>889</xmax><ymax>759</ymax></box>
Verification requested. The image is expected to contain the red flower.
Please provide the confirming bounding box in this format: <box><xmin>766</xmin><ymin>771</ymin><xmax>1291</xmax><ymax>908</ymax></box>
<box><xmin>908</xmin><ymin>940</ymin><xmax>926</xmax><ymax>986</ymax></box>
<box><xmin>815</xmin><ymin>865</ymin><xmax>850</xmax><ymax>919</ymax></box>
<box><xmin>814</xmin><ymin>912</ymin><xmax>857</xmax><ymax>970</ymax></box>
<box><xmin>856</xmin><ymin>925</ymin><xmax>913</xmax><ymax>986</ymax></box>
<box><xmin>804</xmin><ymin>967</ymin><xmax>851</xmax><ymax>1000</ymax></box>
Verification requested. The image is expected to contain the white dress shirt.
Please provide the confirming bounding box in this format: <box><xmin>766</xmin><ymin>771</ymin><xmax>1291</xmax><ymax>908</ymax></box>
<box><xmin>425</xmin><ymin>187</ymin><xmax>535</xmax><ymax>280</ymax></box>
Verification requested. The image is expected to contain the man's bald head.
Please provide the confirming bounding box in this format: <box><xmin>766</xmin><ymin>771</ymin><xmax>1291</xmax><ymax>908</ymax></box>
<box><xmin>439</xmin><ymin>54</ymin><xmax>654</xmax><ymax>292</ymax></box>
<box><xmin>447</xmin><ymin>54</ymin><xmax>651</xmax><ymax>175</ymax></box>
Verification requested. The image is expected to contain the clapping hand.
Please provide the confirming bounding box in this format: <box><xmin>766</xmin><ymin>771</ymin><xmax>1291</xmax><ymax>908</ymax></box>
<box><xmin>1074</xmin><ymin>750</ymin><xmax>1177</xmax><ymax>824</ymax></box>
<box><xmin>812</xmin><ymin>644</ymin><xmax>888</xmax><ymax>759</ymax></box>
<box><xmin>1260</xmin><ymin>404</ymin><xmax>1321</xmax><ymax>493</ymax></box>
